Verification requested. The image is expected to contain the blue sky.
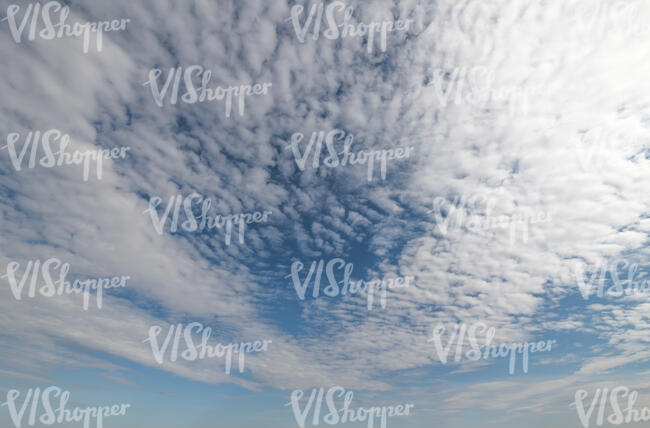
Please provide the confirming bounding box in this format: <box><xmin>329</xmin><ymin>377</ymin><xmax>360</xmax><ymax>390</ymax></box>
<box><xmin>2</xmin><ymin>0</ymin><xmax>650</xmax><ymax>427</ymax></box>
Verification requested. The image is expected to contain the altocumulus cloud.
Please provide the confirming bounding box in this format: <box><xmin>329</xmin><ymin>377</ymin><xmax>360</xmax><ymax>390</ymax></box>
<box><xmin>1</xmin><ymin>0</ymin><xmax>650</xmax><ymax>427</ymax></box>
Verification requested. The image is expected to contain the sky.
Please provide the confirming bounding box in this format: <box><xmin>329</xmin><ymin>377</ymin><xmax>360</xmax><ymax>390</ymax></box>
<box><xmin>1</xmin><ymin>0</ymin><xmax>650</xmax><ymax>427</ymax></box>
